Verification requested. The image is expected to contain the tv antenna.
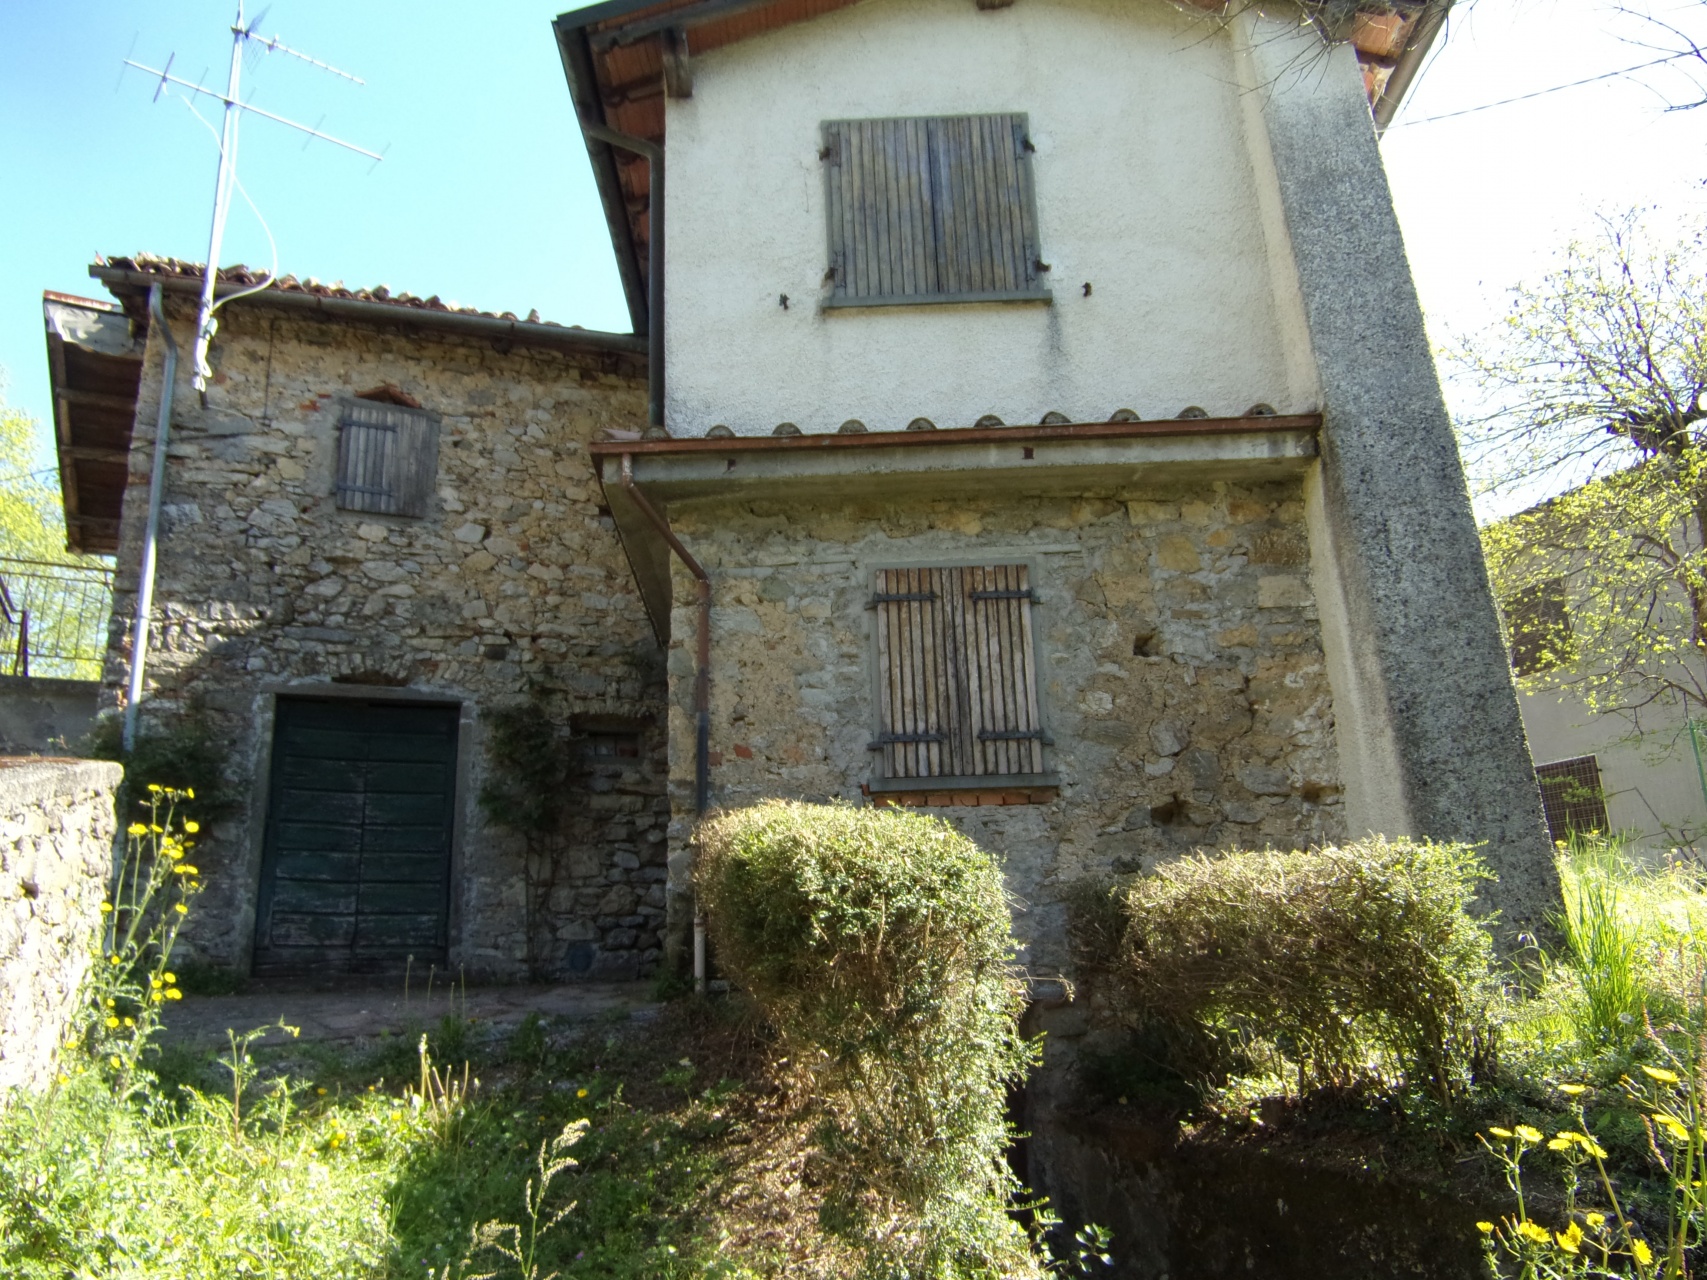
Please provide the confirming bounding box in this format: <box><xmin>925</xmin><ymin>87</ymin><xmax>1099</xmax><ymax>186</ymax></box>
<box><xmin>125</xmin><ymin>3</ymin><xmax>381</xmax><ymax>396</ymax></box>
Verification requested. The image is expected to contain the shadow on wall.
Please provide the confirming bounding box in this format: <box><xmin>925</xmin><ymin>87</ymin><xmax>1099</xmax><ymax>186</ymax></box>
<box><xmin>0</xmin><ymin>676</ymin><xmax>101</xmax><ymax>756</ymax></box>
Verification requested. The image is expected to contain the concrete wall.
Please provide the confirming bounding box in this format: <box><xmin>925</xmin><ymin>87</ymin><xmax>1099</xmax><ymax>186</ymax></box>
<box><xmin>108</xmin><ymin>299</ymin><xmax>669</xmax><ymax>981</ymax></box>
<box><xmin>0</xmin><ymin>676</ymin><xmax>101</xmax><ymax>755</ymax></box>
<box><xmin>662</xmin><ymin>479</ymin><xmax>1344</xmax><ymax>975</ymax></box>
<box><xmin>663</xmin><ymin>0</ymin><xmax>1316</xmax><ymax>435</ymax></box>
<box><xmin>0</xmin><ymin>758</ymin><xmax>122</xmax><ymax>1095</ymax></box>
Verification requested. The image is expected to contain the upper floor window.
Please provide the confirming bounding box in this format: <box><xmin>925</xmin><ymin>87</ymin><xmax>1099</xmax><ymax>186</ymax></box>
<box><xmin>1505</xmin><ymin>577</ymin><xmax>1573</xmax><ymax>677</ymax></box>
<box><xmin>821</xmin><ymin>114</ymin><xmax>1049</xmax><ymax>309</ymax></box>
<box><xmin>335</xmin><ymin>397</ymin><xmax>440</xmax><ymax>518</ymax></box>
<box><xmin>870</xmin><ymin>563</ymin><xmax>1048</xmax><ymax>782</ymax></box>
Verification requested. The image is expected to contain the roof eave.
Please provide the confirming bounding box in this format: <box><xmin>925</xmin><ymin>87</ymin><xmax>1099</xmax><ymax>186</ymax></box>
<box><xmin>1371</xmin><ymin>0</ymin><xmax>1450</xmax><ymax>133</ymax></box>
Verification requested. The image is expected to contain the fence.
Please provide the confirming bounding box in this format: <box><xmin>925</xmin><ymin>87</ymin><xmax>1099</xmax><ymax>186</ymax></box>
<box><xmin>0</xmin><ymin>557</ymin><xmax>114</xmax><ymax>681</ymax></box>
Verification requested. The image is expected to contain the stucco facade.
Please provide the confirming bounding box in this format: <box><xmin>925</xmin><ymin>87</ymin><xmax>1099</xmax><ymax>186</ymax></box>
<box><xmin>662</xmin><ymin>0</ymin><xmax>1318</xmax><ymax>435</ymax></box>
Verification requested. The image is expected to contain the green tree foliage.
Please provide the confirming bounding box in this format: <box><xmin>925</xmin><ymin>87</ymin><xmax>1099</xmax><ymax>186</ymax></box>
<box><xmin>0</xmin><ymin>376</ymin><xmax>110</xmax><ymax>678</ymax></box>
<box><xmin>1454</xmin><ymin>215</ymin><xmax>1707</xmax><ymax>723</ymax></box>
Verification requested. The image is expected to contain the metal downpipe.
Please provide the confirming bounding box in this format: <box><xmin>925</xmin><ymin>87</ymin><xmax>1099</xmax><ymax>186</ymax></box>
<box><xmin>619</xmin><ymin>454</ymin><xmax>709</xmax><ymax>990</ymax></box>
<box><xmin>123</xmin><ymin>284</ymin><xmax>179</xmax><ymax>753</ymax></box>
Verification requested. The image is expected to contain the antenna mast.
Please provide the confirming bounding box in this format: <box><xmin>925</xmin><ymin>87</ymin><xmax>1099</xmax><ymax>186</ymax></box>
<box><xmin>126</xmin><ymin>3</ymin><xmax>380</xmax><ymax>395</ymax></box>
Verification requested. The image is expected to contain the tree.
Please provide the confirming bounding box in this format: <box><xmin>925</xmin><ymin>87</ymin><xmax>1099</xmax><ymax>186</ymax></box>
<box><xmin>1454</xmin><ymin>213</ymin><xmax>1707</xmax><ymax>731</ymax></box>
<box><xmin>0</xmin><ymin>376</ymin><xmax>110</xmax><ymax>678</ymax></box>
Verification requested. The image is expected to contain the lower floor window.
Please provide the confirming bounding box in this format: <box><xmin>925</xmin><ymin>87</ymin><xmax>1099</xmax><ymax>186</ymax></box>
<box><xmin>1535</xmin><ymin>753</ymin><xmax>1609</xmax><ymax>843</ymax></box>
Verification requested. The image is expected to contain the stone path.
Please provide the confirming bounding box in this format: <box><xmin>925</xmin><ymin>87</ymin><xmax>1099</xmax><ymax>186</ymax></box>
<box><xmin>157</xmin><ymin>981</ymin><xmax>657</xmax><ymax>1050</ymax></box>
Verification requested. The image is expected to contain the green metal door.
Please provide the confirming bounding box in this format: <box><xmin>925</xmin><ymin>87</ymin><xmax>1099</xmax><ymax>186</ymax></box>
<box><xmin>253</xmin><ymin>697</ymin><xmax>459</xmax><ymax>977</ymax></box>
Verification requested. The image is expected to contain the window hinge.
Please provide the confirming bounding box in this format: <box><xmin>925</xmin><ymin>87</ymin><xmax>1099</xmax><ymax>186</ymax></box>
<box><xmin>978</xmin><ymin>729</ymin><xmax>1052</xmax><ymax>743</ymax></box>
<box><xmin>970</xmin><ymin>588</ymin><xmax>1034</xmax><ymax>601</ymax></box>
<box><xmin>867</xmin><ymin>591</ymin><xmax>938</xmax><ymax>608</ymax></box>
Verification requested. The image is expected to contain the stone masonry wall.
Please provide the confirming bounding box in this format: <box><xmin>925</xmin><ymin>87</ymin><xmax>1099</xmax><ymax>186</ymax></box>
<box><xmin>0</xmin><ymin>758</ymin><xmax>122</xmax><ymax>1095</ymax></box>
<box><xmin>664</xmin><ymin>479</ymin><xmax>1344</xmax><ymax>976</ymax></box>
<box><xmin>105</xmin><ymin>298</ymin><xmax>667</xmax><ymax>981</ymax></box>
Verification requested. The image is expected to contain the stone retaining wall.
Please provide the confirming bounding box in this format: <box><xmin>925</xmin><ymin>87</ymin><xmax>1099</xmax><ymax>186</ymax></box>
<box><xmin>0</xmin><ymin>757</ymin><xmax>122</xmax><ymax>1095</ymax></box>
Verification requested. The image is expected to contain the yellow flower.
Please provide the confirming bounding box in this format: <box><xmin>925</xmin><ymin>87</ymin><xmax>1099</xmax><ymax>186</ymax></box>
<box><xmin>149</xmin><ymin>824</ymin><xmax>162</xmax><ymax>833</ymax></box>
<box><xmin>184</xmin><ymin>820</ymin><xmax>200</xmax><ymax>833</ymax></box>
<box><xmin>123</xmin><ymin>1017</ymin><xmax>134</xmax><ymax>1027</ymax></box>
<box><xmin>1487</xmin><ymin>1127</ymin><xmax>1514</xmax><ymax>1140</ymax></box>
<box><xmin>1547</xmin><ymin>1137</ymin><xmax>1572</xmax><ymax>1151</ymax></box>
<box><xmin>1558</xmin><ymin>1083</ymin><xmax>1589</xmax><ymax>1096</ymax></box>
<box><xmin>1476</xmin><ymin>1221</ymin><xmax>1495</xmax><ymax>1234</ymax></box>
<box><xmin>163</xmin><ymin>972</ymin><xmax>176</xmax><ymax>984</ymax></box>
<box><xmin>174</xmin><ymin>904</ymin><xmax>188</xmax><ymax>915</ymax></box>
<box><xmin>165</xmin><ymin>988</ymin><xmax>182</xmax><ymax>1000</ymax></box>
<box><xmin>127</xmin><ymin>822</ymin><xmax>147</xmax><ymax>836</ymax></box>
<box><xmin>577</xmin><ymin>1088</ymin><xmax>589</xmax><ymax>1099</ymax></box>
<box><xmin>316</xmin><ymin>1087</ymin><xmax>327</xmax><ymax>1096</ymax></box>
<box><xmin>149</xmin><ymin>992</ymin><xmax>163</xmax><ymax>1004</ymax></box>
<box><xmin>185</xmin><ymin>787</ymin><xmax>194</xmax><ymax>799</ymax></box>
<box><xmin>1585</xmin><ymin>1213</ymin><xmax>1606</xmax><ymax>1229</ymax></box>
<box><xmin>172</xmin><ymin>865</ymin><xmax>198</xmax><ymax>876</ymax></box>
<box><xmin>1633</xmin><ymin>1239</ymin><xmax>1654</xmax><ymax>1266</ymax></box>
<box><xmin>150</xmin><ymin>978</ymin><xmax>162</xmax><ymax>990</ymax></box>
<box><xmin>105</xmin><ymin>1016</ymin><xmax>119</xmax><ymax>1028</ymax></box>
<box><xmin>107</xmin><ymin>954</ymin><xmax>120</xmax><ymax>964</ymax></box>
<box><xmin>99</xmin><ymin>902</ymin><xmax>113</xmax><ymax>914</ymax></box>
<box><xmin>56</xmin><ymin>1073</ymin><xmax>68</xmax><ymax>1085</ymax></box>
<box><xmin>1516</xmin><ymin>1221</ymin><xmax>1551</xmax><ymax>1245</ymax></box>
<box><xmin>147</xmin><ymin>784</ymin><xmax>162</xmax><ymax>793</ymax></box>
<box><xmin>1653</xmin><ymin>1112</ymin><xmax>1691</xmax><ymax>1142</ymax></box>
<box><xmin>1641</xmin><ymin>1065</ymin><xmax>1681</xmax><ymax>1085</ymax></box>
<box><xmin>109</xmin><ymin>1055</ymin><xmax>121</xmax><ymax>1068</ymax></box>
<box><xmin>1515</xmin><ymin>1125</ymin><xmax>1543</xmax><ymax>1144</ymax></box>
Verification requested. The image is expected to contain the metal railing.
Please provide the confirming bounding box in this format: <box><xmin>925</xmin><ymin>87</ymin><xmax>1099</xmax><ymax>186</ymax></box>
<box><xmin>0</xmin><ymin>557</ymin><xmax>114</xmax><ymax>681</ymax></box>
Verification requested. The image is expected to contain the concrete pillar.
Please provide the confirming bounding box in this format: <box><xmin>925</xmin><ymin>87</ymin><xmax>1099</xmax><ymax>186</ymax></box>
<box><xmin>1243</xmin><ymin>18</ymin><xmax>1559</xmax><ymax>938</ymax></box>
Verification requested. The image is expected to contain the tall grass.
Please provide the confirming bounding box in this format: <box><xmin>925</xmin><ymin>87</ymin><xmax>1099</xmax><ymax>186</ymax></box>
<box><xmin>1548</xmin><ymin>835</ymin><xmax>1707</xmax><ymax>1053</ymax></box>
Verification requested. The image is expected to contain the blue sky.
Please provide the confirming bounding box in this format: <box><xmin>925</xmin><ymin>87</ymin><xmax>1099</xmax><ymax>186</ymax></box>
<box><xmin>5</xmin><ymin>0</ymin><xmax>1707</xmax><ymax>517</ymax></box>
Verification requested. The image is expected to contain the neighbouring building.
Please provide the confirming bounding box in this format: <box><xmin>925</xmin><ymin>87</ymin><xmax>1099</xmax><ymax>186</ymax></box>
<box><xmin>53</xmin><ymin>0</ymin><xmax>1556</xmax><ymax>987</ymax></box>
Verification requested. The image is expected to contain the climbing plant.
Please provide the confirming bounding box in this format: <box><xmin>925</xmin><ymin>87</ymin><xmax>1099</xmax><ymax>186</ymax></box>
<box><xmin>479</xmin><ymin>696</ymin><xmax>572</xmax><ymax>981</ymax></box>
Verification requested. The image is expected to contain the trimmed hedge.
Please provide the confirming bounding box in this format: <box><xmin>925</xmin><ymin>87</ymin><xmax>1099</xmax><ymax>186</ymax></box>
<box><xmin>1096</xmin><ymin>838</ymin><xmax>1501</xmax><ymax>1097</ymax></box>
<box><xmin>695</xmin><ymin>800</ymin><xmax>1038</xmax><ymax>1276</ymax></box>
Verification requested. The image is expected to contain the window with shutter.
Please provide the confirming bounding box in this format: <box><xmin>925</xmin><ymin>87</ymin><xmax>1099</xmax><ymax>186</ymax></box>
<box><xmin>822</xmin><ymin>114</ymin><xmax>1049</xmax><ymax>308</ymax></box>
<box><xmin>1534</xmin><ymin>754</ymin><xmax>1610</xmax><ymax>842</ymax></box>
<box><xmin>871</xmin><ymin>564</ymin><xmax>1048</xmax><ymax>783</ymax></box>
<box><xmin>334</xmin><ymin>400</ymin><xmax>440</xmax><ymax>518</ymax></box>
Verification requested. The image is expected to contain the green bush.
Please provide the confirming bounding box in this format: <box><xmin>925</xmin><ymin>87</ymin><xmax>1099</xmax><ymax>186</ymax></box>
<box><xmin>695</xmin><ymin>800</ymin><xmax>1040</xmax><ymax>1276</ymax></box>
<box><xmin>1099</xmin><ymin>837</ymin><xmax>1501</xmax><ymax>1098</ymax></box>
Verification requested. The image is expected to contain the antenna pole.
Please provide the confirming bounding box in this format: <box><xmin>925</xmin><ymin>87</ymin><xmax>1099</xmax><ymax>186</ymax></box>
<box><xmin>190</xmin><ymin>4</ymin><xmax>248</xmax><ymax>396</ymax></box>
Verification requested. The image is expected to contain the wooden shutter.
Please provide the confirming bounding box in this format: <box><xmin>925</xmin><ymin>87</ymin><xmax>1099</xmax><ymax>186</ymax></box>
<box><xmin>872</xmin><ymin>564</ymin><xmax>1044</xmax><ymax>780</ymax></box>
<box><xmin>335</xmin><ymin>401</ymin><xmax>440</xmax><ymax>517</ymax></box>
<box><xmin>823</xmin><ymin>114</ymin><xmax>1046</xmax><ymax>307</ymax></box>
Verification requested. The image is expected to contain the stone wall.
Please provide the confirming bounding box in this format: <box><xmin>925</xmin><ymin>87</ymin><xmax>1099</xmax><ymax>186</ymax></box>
<box><xmin>106</xmin><ymin>298</ymin><xmax>668</xmax><ymax>981</ymax></box>
<box><xmin>0</xmin><ymin>757</ymin><xmax>122</xmax><ymax>1095</ymax></box>
<box><xmin>0</xmin><ymin>676</ymin><xmax>102</xmax><ymax>755</ymax></box>
<box><xmin>663</xmin><ymin>479</ymin><xmax>1345</xmax><ymax>976</ymax></box>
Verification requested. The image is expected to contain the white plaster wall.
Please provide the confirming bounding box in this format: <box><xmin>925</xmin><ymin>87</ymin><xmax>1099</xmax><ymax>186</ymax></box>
<box><xmin>1520</xmin><ymin>687</ymin><xmax>1707</xmax><ymax>854</ymax></box>
<box><xmin>664</xmin><ymin>0</ymin><xmax>1317</xmax><ymax>435</ymax></box>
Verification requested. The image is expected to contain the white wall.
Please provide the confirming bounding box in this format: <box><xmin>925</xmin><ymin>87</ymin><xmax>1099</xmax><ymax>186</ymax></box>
<box><xmin>1520</xmin><ymin>688</ymin><xmax>1707</xmax><ymax>853</ymax></box>
<box><xmin>663</xmin><ymin>0</ymin><xmax>1317</xmax><ymax>435</ymax></box>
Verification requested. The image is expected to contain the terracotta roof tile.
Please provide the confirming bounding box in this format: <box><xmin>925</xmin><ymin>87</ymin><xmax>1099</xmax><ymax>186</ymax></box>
<box><xmin>96</xmin><ymin>253</ymin><xmax>582</xmax><ymax>331</ymax></box>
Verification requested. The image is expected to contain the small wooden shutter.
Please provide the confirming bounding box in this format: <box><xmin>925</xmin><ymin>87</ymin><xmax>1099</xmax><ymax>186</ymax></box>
<box><xmin>873</xmin><ymin>564</ymin><xmax>1044</xmax><ymax>780</ymax></box>
<box><xmin>335</xmin><ymin>401</ymin><xmax>440</xmax><ymax>517</ymax></box>
<box><xmin>823</xmin><ymin>114</ymin><xmax>1046</xmax><ymax>306</ymax></box>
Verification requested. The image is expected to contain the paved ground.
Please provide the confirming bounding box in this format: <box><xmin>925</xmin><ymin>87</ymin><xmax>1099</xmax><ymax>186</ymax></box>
<box><xmin>157</xmin><ymin>980</ymin><xmax>658</xmax><ymax>1050</ymax></box>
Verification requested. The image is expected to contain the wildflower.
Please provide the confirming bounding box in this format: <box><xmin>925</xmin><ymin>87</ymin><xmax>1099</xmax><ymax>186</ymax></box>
<box><xmin>150</xmin><ymin>978</ymin><xmax>163</xmax><ymax>990</ymax></box>
<box><xmin>1547</xmin><ymin>1136</ymin><xmax>1572</xmax><ymax>1152</ymax></box>
<box><xmin>104</xmin><ymin>998</ymin><xmax>115</xmax><ymax>1007</ymax></box>
<box><xmin>577</xmin><ymin>1088</ymin><xmax>589</xmax><ymax>1099</ymax></box>
<box><xmin>165</xmin><ymin>989</ymin><xmax>182</xmax><ymax>1000</ymax></box>
<box><xmin>184</xmin><ymin>820</ymin><xmax>200</xmax><ymax>833</ymax></box>
<box><xmin>123</xmin><ymin>1017</ymin><xmax>134</xmax><ymax>1028</ymax></box>
<box><xmin>1585</xmin><ymin>1213</ymin><xmax>1606</xmax><ymax>1229</ymax></box>
<box><xmin>1558</xmin><ymin>1083</ymin><xmax>1589</xmax><ymax>1096</ymax></box>
<box><xmin>185</xmin><ymin>787</ymin><xmax>194</xmax><ymax>798</ymax></box>
<box><xmin>1633</xmin><ymin>1239</ymin><xmax>1654</xmax><ymax>1266</ymax></box>
<box><xmin>56</xmin><ymin>1073</ymin><xmax>68</xmax><ymax>1084</ymax></box>
<box><xmin>99</xmin><ymin>902</ymin><xmax>113</xmax><ymax>914</ymax></box>
<box><xmin>108</xmin><ymin>954</ymin><xmax>121</xmax><ymax>964</ymax></box>
<box><xmin>172</xmin><ymin>864</ymin><xmax>198</xmax><ymax>876</ymax></box>
<box><xmin>127</xmin><ymin>823</ymin><xmax>147</xmax><ymax>835</ymax></box>
<box><xmin>149</xmin><ymin>824</ymin><xmax>163</xmax><ymax>833</ymax></box>
<box><xmin>109</xmin><ymin>1055</ymin><xmax>121</xmax><ymax>1068</ymax></box>
<box><xmin>106</xmin><ymin>1016</ymin><xmax>119</xmax><ymax>1028</ymax></box>
<box><xmin>1476</xmin><ymin>1221</ymin><xmax>1495</xmax><ymax>1234</ymax></box>
<box><xmin>174</xmin><ymin>904</ymin><xmax>188</xmax><ymax>915</ymax></box>
<box><xmin>1556</xmin><ymin>1222</ymin><xmax>1584</xmax><ymax>1254</ymax></box>
<box><xmin>317</xmin><ymin>1087</ymin><xmax>327</xmax><ymax>1096</ymax></box>
<box><xmin>1516</xmin><ymin>1221</ymin><xmax>1551</xmax><ymax>1245</ymax></box>
<box><xmin>147</xmin><ymin>784</ymin><xmax>162</xmax><ymax>793</ymax></box>
<box><xmin>1641</xmin><ymin>1065</ymin><xmax>1681</xmax><ymax>1085</ymax></box>
<box><xmin>1488</xmin><ymin>1127</ymin><xmax>1514</xmax><ymax>1139</ymax></box>
<box><xmin>163</xmin><ymin>972</ymin><xmax>176</xmax><ymax>984</ymax></box>
<box><xmin>1515</xmin><ymin>1125</ymin><xmax>1543</xmax><ymax>1144</ymax></box>
<box><xmin>1653</xmin><ymin>1112</ymin><xmax>1691</xmax><ymax>1142</ymax></box>
<box><xmin>150</xmin><ymin>992</ymin><xmax>163</xmax><ymax>1004</ymax></box>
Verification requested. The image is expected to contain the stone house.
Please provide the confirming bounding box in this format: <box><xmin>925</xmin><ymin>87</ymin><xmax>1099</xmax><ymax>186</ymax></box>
<box><xmin>59</xmin><ymin>0</ymin><xmax>1556</xmax><ymax>985</ymax></box>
